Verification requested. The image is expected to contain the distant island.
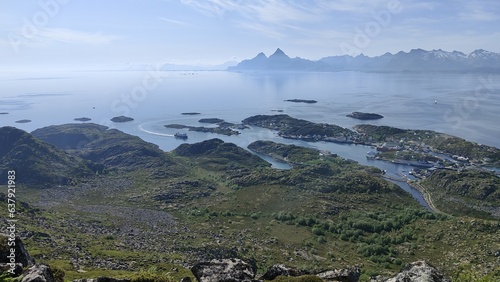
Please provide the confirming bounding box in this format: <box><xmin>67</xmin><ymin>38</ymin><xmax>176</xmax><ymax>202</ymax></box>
<box><xmin>347</xmin><ymin>112</ymin><xmax>384</xmax><ymax>120</ymax></box>
<box><xmin>74</xmin><ymin>117</ymin><xmax>92</xmax><ymax>122</ymax></box>
<box><xmin>0</xmin><ymin>112</ymin><xmax>8</xmax><ymax>115</ymax></box>
<box><xmin>15</xmin><ymin>119</ymin><xmax>31</xmax><ymax>123</ymax></box>
<box><xmin>111</xmin><ymin>115</ymin><xmax>134</xmax><ymax>123</ymax></box>
<box><xmin>198</xmin><ymin>118</ymin><xmax>224</xmax><ymax>124</ymax></box>
<box><xmin>228</xmin><ymin>48</ymin><xmax>500</xmax><ymax>73</ymax></box>
<box><xmin>285</xmin><ymin>99</ymin><xmax>317</xmax><ymax>104</ymax></box>
<box><xmin>182</xmin><ymin>112</ymin><xmax>201</xmax><ymax>115</ymax></box>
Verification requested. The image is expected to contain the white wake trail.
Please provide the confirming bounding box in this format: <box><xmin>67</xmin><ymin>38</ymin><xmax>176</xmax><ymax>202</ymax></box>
<box><xmin>138</xmin><ymin>123</ymin><xmax>174</xmax><ymax>137</ymax></box>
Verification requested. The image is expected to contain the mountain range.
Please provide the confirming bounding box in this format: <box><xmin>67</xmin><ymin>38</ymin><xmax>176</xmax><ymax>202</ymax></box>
<box><xmin>228</xmin><ymin>48</ymin><xmax>500</xmax><ymax>72</ymax></box>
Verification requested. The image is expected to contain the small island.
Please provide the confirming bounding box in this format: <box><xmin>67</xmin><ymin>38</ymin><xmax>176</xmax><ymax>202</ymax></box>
<box><xmin>285</xmin><ymin>99</ymin><xmax>317</xmax><ymax>104</ymax></box>
<box><xmin>74</xmin><ymin>117</ymin><xmax>92</xmax><ymax>122</ymax></box>
<box><xmin>15</xmin><ymin>119</ymin><xmax>32</xmax><ymax>123</ymax></box>
<box><xmin>0</xmin><ymin>112</ymin><xmax>8</xmax><ymax>115</ymax></box>
<box><xmin>347</xmin><ymin>111</ymin><xmax>384</xmax><ymax>120</ymax></box>
<box><xmin>198</xmin><ymin>118</ymin><xmax>224</xmax><ymax>124</ymax></box>
<box><xmin>110</xmin><ymin>116</ymin><xmax>134</xmax><ymax>123</ymax></box>
<box><xmin>165</xmin><ymin>124</ymin><xmax>240</xmax><ymax>136</ymax></box>
<box><xmin>181</xmin><ymin>112</ymin><xmax>201</xmax><ymax>115</ymax></box>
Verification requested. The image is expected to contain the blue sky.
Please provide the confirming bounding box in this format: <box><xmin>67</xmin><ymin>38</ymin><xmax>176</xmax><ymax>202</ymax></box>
<box><xmin>1</xmin><ymin>0</ymin><xmax>499</xmax><ymax>69</ymax></box>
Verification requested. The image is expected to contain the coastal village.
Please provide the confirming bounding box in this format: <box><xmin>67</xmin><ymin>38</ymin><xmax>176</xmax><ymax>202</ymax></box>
<box><xmin>241</xmin><ymin>114</ymin><xmax>500</xmax><ymax>180</ymax></box>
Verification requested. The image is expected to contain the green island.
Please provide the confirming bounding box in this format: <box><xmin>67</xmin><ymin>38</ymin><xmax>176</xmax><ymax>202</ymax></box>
<box><xmin>165</xmin><ymin>124</ymin><xmax>240</xmax><ymax>136</ymax></box>
<box><xmin>111</xmin><ymin>116</ymin><xmax>134</xmax><ymax>123</ymax></box>
<box><xmin>0</xmin><ymin>122</ymin><xmax>499</xmax><ymax>282</ymax></box>
<box><xmin>346</xmin><ymin>112</ymin><xmax>384</xmax><ymax>120</ymax></box>
<box><xmin>165</xmin><ymin>118</ymin><xmax>247</xmax><ymax>136</ymax></box>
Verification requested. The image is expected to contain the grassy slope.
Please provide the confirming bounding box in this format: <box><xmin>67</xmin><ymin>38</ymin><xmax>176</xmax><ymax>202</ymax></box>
<box><xmin>422</xmin><ymin>170</ymin><xmax>500</xmax><ymax>218</ymax></box>
<box><xmin>6</xmin><ymin>129</ymin><xmax>500</xmax><ymax>281</ymax></box>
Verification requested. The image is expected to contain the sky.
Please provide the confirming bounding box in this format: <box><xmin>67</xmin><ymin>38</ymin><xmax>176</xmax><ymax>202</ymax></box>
<box><xmin>1</xmin><ymin>0</ymin><xmax>499</xmax><ymax>69</ymax></box>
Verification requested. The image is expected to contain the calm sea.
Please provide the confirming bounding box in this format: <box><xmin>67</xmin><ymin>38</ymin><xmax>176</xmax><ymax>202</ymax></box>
<box><xmin>2</xmin><ymin>70</ymin><xmax>499</xmax><ymax>208</ymax></box>
<box><xmin>2</xmin><ymin>70</ymin><xmax>499</xmax><ymax>149</ymax></box>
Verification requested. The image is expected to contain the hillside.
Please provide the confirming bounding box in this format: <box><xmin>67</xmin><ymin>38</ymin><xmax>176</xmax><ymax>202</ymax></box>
<box><xmin>1</xmin><ymin>125</ymin><xmax>499</xmax><ymax>281</ymax></box>
<box><xmin>32</xmin><ymin>123</ymin><xmax>183</xmax><ymax>176</ymax></box>
<box><xmin>422</xmin><ymin>170</ymin><xmax>500</xmax><ymax>218</ymax></box>
<box><xmin>0</xmin><ymin>126</ymin><xmax>92</xmax><ymax>187</ymax></box>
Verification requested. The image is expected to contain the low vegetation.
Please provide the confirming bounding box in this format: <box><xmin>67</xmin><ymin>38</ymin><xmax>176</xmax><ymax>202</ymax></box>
<box><xmin>2</xmin><ymin>124</ymin><xmax>499</xmax><ymax>281</ymax></box>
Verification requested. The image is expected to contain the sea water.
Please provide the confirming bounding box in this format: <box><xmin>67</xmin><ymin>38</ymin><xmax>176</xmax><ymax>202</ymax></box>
<box><xmin>2</xmin><ymin>70</ymin><xmax>499</xmax><ymax>208</ymax></box>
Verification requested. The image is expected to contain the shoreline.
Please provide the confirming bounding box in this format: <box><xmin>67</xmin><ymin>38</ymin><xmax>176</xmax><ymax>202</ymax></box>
<box><xmin>405</xmin><ymin>179</ymin><xmax>445</xmax><ymax>215</ymax></box>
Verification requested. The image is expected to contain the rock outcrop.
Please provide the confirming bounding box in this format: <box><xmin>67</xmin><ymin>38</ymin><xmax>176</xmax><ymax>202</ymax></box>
<box><xmin>316</xmin><ymin>267</ymin><xmax>361</xmax><ymax>282</ymax></box>
<box><xmin>21</xmin><ymin>264</ymin><xmax>54</xmax><ymax>282</ymax></box>
<box><xmin>383</xmin><ymin>261</ymin><xmax>449</xmax><ymax>282</ymax></box>
<box><xmin>0</xmin><ymin>234</ymin><xmax>35</xmax><ymax>267</ymax></box>
<box><xmin>191</xmin><ymin>258</ymin><xmax>256</xmax><ymax>282</ymax></box>
<box><xmin>260</xmin><ymin>264</ymin><xmax>309</xmax><ymax>280</ymax></box>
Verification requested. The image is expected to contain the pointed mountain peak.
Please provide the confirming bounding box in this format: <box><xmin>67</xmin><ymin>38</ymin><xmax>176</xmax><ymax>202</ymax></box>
<box><xmin>270</xmin><ymin>48</ymin><xmax>290</xmax><ymax>59</ymax></box>
<box><xmin>255</xmin><ymin>52</ymin><xmax>267</xmax><ymax>59</ymax></box>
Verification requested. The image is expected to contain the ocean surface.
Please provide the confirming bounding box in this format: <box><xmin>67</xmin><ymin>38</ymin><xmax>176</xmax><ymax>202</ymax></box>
<box><xmin>2</xmin><ymin>70</ymin><xmax>500</xmax><ymax>208</ymax></box>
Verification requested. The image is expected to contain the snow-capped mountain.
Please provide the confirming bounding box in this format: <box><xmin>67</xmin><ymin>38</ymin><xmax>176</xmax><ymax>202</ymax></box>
<box><xmin>229</xmin><ymin>48</ymin><xmax>500</xmax><ymax>72</ymax></box>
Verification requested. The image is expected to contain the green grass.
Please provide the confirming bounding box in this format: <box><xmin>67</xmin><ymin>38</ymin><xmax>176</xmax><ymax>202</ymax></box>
<box><xmin>6</xmin><ymin>135</ymin><xmax>500</xmax><ymax>281</ymax></box>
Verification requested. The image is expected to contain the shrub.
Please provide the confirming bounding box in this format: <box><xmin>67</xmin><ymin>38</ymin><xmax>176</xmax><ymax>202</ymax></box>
<box><xmin>311</xmin><ymin>227</ymin><xmax>324</xmax><ymax>236</ymax></box>
<box><xmin>131</xmin><ymin>267</ymin><xmax>173</xmax><ymax>282</ymax></box>
<box><xmin>49</xmin><ymin>265</ymin><xmax>65</xmax><ymax>282</ymax></box>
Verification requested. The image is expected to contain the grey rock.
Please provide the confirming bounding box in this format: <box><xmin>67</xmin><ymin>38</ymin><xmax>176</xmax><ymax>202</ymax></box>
<box><xmin>316</xmin><ymin>266</ymin><xmax>361</xmax><ymax>282</ymax></box>
<box><xmin>21</xmin><ymin>264</ymin><xmax>54</xmax><ymax>282</ymax></box>
<box><xmin>0</xmin><ymin>262</ymin><xmax>23</xmax><ymax>275</ymax></box>
<box><xmin>385</xmin><ymin>261</ymin><xmax>450</xmax><ymax>282</ymax></box>
<box><xmin>191</xmin><ymin>258</ymin><xmax>256</xmax><ymax>282</ymax></box>
<box><xmin>0</xmin><ymin>234</ymin><xmax>36</xmax><ymax>267</ymax></box>
<box><xmin>260</xmin><ymin>264</ymin><xmax>308</xmax><ymax>280</ymax></box>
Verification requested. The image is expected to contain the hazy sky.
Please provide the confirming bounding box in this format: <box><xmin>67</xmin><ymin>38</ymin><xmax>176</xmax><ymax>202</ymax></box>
<box><xmin>1</xmin><ymin>0</ymin><xmax>499</xmax><ymax>69</ymax></box>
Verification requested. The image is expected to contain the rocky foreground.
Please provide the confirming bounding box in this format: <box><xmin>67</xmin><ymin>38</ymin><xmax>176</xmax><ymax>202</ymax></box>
<box><xmin>1</xmin><ymin>235</ymin><xmax>450</xmax><ymax>282</ymax></box>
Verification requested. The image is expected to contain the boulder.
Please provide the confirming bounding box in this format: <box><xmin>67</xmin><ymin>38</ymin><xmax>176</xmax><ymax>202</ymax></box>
<box><xmin>260</xmin><ymin>264</ymin><xmax>308</xmax><ymax>280</ymax></box>
<box><xmin>191</xmin><ymin>258</ymin><xmax>256</xmax><ymax>282</ymax></box>
<box><xmin>21</xmin><ymin>264</ymin><xmax>54</xmax><ymax>282</ymax></box>
<box><xmin>385</xmin><ymin>261</ymin><xmax>449</xmax><ymax>282</ymax></box>
<box><xmin>316</xmin><ymin>267</ymin><xmax>360</xmax><ymax>282</ymax></box>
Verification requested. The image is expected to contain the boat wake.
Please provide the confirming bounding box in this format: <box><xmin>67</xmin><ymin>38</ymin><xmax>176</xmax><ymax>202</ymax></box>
<box><xmin>138</xmin><ymin>123</ymin><xmax>174</xmax><ymax>137</ymax></box>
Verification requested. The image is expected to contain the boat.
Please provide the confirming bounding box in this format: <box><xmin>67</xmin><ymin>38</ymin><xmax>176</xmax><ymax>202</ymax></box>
<box><xmin>174</xmin><ymin>132</ymin><xmax>188</xmax><ymax>139</ymax></box>
<box><xmin>366</xmin><ymin>151</ymin><xmax>378</xmax><ymax>159</ymax></box>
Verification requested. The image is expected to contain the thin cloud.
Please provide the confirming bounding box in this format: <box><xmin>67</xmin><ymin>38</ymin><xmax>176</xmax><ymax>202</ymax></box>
<box><xmin>38</xmin><ymin>28</ymin><xmax>121</xmax><ymax>45</ymax></box>
<box><xmin>459</xmin><ymin>9</ymin><xmax>498</xmax><ymax>21</ymax></box>
<box><xmin>181</xmin><ymin>0</ymin><xmax>320</xmax><ymax>24</ymax></box>
<box><xmin>237</xmin><ymin>22</ymin><xmax>286</xmax><ymax>39</ymax></box>
<box><xmin>316</xmin><ymin>0</ymin><xmax>387</xmax><ymax>13</ymax></box>
<box><xmin>158</xmin><ymin>17</ymin><xmax>191</xmax><ymax>26</ymax></box>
